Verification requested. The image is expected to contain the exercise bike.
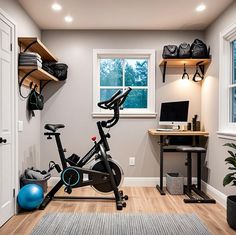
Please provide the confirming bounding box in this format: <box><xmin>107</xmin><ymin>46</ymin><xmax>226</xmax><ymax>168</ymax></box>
<box><xmin>39</xmin><ymin>87</ymin><xmax>131</xmax><ymax>210</ymax></box>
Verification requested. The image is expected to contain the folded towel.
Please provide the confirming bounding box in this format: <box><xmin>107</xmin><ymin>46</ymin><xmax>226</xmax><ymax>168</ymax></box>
<box><xmin>19</xmin><ymin>52</ymin><xmax>41</xmax><ymax>59</ymax></box>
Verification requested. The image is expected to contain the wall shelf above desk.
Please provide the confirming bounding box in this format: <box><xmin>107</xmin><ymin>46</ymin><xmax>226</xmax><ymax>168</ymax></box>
<box><xmin>159</xmin><ymin>58</ymin><xmax>211</xmax><ymax>83</ymax></box>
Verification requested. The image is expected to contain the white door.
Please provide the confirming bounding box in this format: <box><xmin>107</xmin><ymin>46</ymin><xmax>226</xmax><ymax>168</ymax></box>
<box><xmin>0</xmin><ymin>17</ymin><xmax>15</xmax><ymax>227</ymax></box>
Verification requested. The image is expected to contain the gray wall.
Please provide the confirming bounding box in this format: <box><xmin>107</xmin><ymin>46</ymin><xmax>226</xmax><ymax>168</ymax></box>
<box><xmin>0</xmin><ymin>0</ymin><xmax>41</xmax><ymax>174</ymax></box>
<box><xmin>4</xmin><ymin>0</ymin><xmax>236</xmax><ymax>194</ymax></box>
<box><xmin>41</xmin><ymin>30</ymin><xmax>204</xmax><ymax>177</ymax></box>
<box><xmin>3</xmin><ymin>0</ymin><xmax>235</xmax><ymax>196</ymax></box>
<box><xmin>202</xmin><ymin>1</ymin><xmax>236</xmax><ymax>195</ymax></box>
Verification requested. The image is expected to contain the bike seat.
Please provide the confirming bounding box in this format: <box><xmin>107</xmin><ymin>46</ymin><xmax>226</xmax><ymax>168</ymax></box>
<box><xmin>44</xmin><ymin>124</ymin><xmax>65</xmax><ymax>132</ymax></box>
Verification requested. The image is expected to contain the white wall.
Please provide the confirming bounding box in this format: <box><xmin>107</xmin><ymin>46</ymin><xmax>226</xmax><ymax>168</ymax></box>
<box><xmin>0</xmin><ymin>0</ymin><xmax>41</xmax><ymax>174</ymax></box>
<box><xmin>41</xmin><ymin>30</ymin><xmax>204</xmax><ymax>177</ymax></box>
<box><xmin>203</xmin><ymin>1</ymin><xmax>236</xmax><ymax>195</ymax></box>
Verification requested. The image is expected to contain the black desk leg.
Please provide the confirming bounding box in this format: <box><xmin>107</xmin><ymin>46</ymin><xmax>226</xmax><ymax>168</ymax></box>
<box><xmin>184</xmin><ymin>150</ymin><xmax>216</xmax><ymax>204</ymax></box>
<box><xmin>187</xmin><ymin>152</ymin><xmax>192</xmax><ymax>193</ymax></box>
<box><xmin>156</xmin><ymin>136</ymin><xmax>166</xmax><ymax>195</ymax></box>
<box><xmin>197</xmin><ymin>152</ymin><xmax>202</xmax><ymax>191</ymax></box>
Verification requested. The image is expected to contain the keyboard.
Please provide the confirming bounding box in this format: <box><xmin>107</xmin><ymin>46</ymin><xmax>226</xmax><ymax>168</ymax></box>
<box><xmin>156</xmin><ymin>128</ymin><xmax>175</xmax><ymax>131</ymax></box>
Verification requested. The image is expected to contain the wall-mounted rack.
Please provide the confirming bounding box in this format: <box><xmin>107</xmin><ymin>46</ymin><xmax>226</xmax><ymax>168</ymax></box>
<box><xmin>18</xmin><ymin>37</ymin><xmax>58</xmax><ymax>61</ymax></box>
<box><xmin>18</xmin><ymin>37</ymin><xmax>58</xmax><ymax>92</ymax></box>
<box><xmin>159</xmin><ymin>58</ymin><xmax>211</xmax><ymax>83</ymax></box>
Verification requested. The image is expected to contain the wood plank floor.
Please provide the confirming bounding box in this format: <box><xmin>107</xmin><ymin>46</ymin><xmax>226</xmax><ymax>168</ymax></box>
<box><xmin>0</xmin><ymin>186</ymin><xmax>235</xmax><ymax>235</ymax></box>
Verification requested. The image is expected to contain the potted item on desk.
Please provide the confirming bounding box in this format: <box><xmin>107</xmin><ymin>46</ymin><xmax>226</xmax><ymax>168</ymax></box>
<box><xmin>223</xmin><ymin>143</ymin><xmax>236</xmax><ymax>230</ymax></box>
<box><xmin>192</xmin><ymin>115</ymin><xmax>200</xmax><ymax>131</ymax></box>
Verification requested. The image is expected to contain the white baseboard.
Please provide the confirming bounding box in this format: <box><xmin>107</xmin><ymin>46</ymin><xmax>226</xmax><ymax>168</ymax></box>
<box><xmin>48</xmin><ymin>177</ymin><xmax>227</xmax><ymax>208</ymax></box>
<box><xmin>123</xmin><ymin>177</ymin><xmax>161</xmax><ymax>187</ymax></box>
<box><xmin>48</xmin><ymin>177</ymin><xmax>163</xmax><ymax>187</ymax></box>
<box><xmin>123</xmin><ymin>177</ymin><xmax>198</xmax><ymax>187</ymax></box>
<box><xmin>48</xmin><ymin>176</ymin><xmax>196</xmax><ymax>187</ymax></box>
<box><xmin>201</xmin><ymin>181</ymin><xmax>227</xmax><ymax>208</ymax></box>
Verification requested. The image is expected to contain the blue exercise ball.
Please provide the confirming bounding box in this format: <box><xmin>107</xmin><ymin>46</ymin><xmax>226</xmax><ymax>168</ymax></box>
<box><xmin>17</xmin><ymin>184</ymin><xmax>44</xmax><ymax>210</ymax></box>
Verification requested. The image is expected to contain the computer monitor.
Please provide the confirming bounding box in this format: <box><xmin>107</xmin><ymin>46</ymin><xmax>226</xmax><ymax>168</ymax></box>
<box><xmin>159</xmin><ymin>101</ymin><xmax>189</xmax><ymax>126</ymax></box>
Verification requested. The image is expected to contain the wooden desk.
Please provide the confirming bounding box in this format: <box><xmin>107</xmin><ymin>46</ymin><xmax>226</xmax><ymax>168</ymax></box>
<box><xmin>148</xmin><ymin>129</ymin><xmax>208</xmax><ymax>136</ymax></box>
<box><xmin>148</xmin><ymin>129</ymin><xmax>209</xmax><ymax>195</ymax></box>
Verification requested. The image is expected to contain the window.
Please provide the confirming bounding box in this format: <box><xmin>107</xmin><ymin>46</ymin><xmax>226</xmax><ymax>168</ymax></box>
<box><xmin>93</xmin><ymin>49</ymin><xmax>156</xmax><ymax>117</ymax></box>
<box><xmin>232</xmin><ymin>40</ymin><xmax>236</xmax><ymax>122</ymax></box>
<box><xmin>219</xmin><ymin>22</ymin><xmax>236</xmax><ymax>137</ymax></box>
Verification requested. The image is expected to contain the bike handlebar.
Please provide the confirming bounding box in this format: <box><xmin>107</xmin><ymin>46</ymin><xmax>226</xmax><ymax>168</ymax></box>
<box><xmin>108</xmin><ymin>87</ymin><xmax>132</xmax><ymax>108</ymax></box>
<box><xmin>97</xmin><ymin>87</ymin><xmax>132</xmax><ymax>128</ymax></box>
<box><xmin>97</xmin><ymin>87</ymin><xmax>132</xmax><ymax>110</ymax></box>
<box><xmin>97</xmin><ymin>89</ymin><xmax>122</xmax><ymax>110</ymax></box>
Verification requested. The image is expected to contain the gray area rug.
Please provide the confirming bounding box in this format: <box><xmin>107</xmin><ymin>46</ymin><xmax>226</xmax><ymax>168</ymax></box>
<box><xmin>31</xmin><ymin>213</ymin><xmax>211</xmax><ymax>235</ymax></box>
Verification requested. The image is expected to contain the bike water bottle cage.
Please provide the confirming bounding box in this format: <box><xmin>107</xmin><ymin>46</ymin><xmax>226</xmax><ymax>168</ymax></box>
<box><xmin>44</xmin><ymin>124</ymin><xmax>65</xmax><ymax>132</ymax></box>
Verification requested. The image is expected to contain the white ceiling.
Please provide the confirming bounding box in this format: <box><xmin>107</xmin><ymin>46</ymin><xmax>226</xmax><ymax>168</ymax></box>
<box><xmin>18</xmin><ymin>0</ymin><xmax>233</xmax><ymax>30</ymax></box>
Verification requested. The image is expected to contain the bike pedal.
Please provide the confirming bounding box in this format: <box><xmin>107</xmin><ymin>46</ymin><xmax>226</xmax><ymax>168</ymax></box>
<box><xmin>64</xmin><ymin>186</ymin><xmax>72</xmax><ymax>194</ymax></box>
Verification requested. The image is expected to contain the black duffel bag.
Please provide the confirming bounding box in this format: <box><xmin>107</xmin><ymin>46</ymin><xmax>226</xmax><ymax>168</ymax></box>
<box><xmin>162</xmin><ymin>45</ymin><xmax>178</xmax><ymax>59</ymax></box>
<box><xmin>179</xmin><ymin>43</ymin><xmax>191</xmax><ymax>58</ymax></box>
<box><xmin>52</xmin><ymin>63</ymin><xmax>68</xmax><ymax>81</ymax></box>
<box><xmin>28</xmin><ymin>85</ymin><xmax>44</xmax><ymax>117</ymax></box>
<box><xmin>42</xmin><ymin>62</ymin><xmax>55</xmax><ymax>75</ymax></box>
<box><xmin>191</xmin><ymin>39</ymin><xmax>209</xmax><ymax>58</ymax></box>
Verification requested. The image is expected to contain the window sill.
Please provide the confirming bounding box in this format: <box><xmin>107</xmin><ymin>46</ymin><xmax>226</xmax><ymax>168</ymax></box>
<box><xmin>217</xmin><ymin>131</ymin><xmax>236</xmax><ymax>140</ymax></box>
<box><xmin>92</xmin><ymin>112</ymin><xmax>157</xmax><ymax>118</ymax></box>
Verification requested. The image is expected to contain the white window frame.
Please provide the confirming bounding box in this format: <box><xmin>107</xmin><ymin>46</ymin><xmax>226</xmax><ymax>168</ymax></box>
<box><xmin>218</xmin><ymin>21</ymin><xmax>236</xmax><ymax>139</ymax></box>
<box><xmin>92</xmin><ymin>49</ymin><xmax>156</xmax><ymax>117</ymax></box>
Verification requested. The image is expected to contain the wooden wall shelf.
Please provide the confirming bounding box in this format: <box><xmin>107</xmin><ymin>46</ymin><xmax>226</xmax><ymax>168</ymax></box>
<box><xmin>18</xmin><ymin>37</ymin><xmax>58</xmax><ymax>62</ymax></box>
<box><xmin>159</xmin><ymin>58</ymin><xmax>211</xmax><ymax>82</ymax></box>
<box><xmin>18</xmin><ymin>37</ymin><xmax>59</xmax><ymax>92</ymax></box>
<box><xmin>159</xmin><ymin>58</ymin><xmax>211</xmax><ymax>67</ymax></box>
<box><xmin>19</xmin><ymin>66</ymin><xmax>58</xmax><ymax>81</ymax></box>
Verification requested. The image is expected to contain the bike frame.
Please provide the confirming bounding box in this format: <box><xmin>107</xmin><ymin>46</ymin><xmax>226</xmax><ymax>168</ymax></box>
<box><xmin>39</xmin><ymin>88</ymin><xmax>131</xmax><ymax>210</ymax></box>
<box><xmin>39</xmin><ymin>121</ymin><xmax>114</xmax><ymax>210</ymax></box>
<box><xmin>44</xmin><ymin>121</ymin><xmax>110</xmax><ymax>170</ymax></box>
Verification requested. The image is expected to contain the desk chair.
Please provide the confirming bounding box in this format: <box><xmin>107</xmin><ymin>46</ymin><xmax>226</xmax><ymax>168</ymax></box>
<box><xmin>176</xmin><ymin>146</ymin><xmax>216</xmax><ymax>203</ymax></box>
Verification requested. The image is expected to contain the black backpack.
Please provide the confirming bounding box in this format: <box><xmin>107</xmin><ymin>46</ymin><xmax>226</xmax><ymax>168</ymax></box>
<box><xmin>179</xmin><ymin>43</ymin><xmax>191</xmax><ymax>58</ymax></box>
<box><xmin>53</xmin><ymin>63</ymin><xmax>68</xmax><ymax>81</ymax></box>
<box><xmin>27</xmin><ymin>85</ymin><xmax>44</xmax><ymax>117</ymax></box>
<box><xmin>42</xmin><ymin>62</ymin><xmax>68</xmax><ymax>81</ymax></box>
<box><xmin>191</xmin><ymin>39</ymin><xmax>209</xmax><ymax>58</ymax></box>
<box><xmin>162</xmin><ymin>45</ymin><xmax>178</xmax><ymax>59</ymax></box>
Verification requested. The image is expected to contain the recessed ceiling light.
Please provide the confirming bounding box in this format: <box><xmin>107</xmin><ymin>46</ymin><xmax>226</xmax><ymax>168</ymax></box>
<box><xmin>51</xmin><ymin>3</ymin><xmax>62</xmax><ymax>11</ymax></box>
<box><xmin>64</xmin><ymin>15</ymin><xmax>73</xmax><ymax>23</ymax></box>
<box><xmin>196</xmin><ymin>4</ymin><xmax>206</xmax><ymax>12</ymax></box>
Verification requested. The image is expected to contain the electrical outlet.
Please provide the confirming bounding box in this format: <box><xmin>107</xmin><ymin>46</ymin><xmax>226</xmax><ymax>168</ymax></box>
<box><xmin>129</xmin><ymin>157</ymin><xmax>135</xmax><ymax>166</ymax></box>
<box><xmin>18</xmin><ymin>120</ymin><xmax>23</xmax><ymax>132</ymax></box>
